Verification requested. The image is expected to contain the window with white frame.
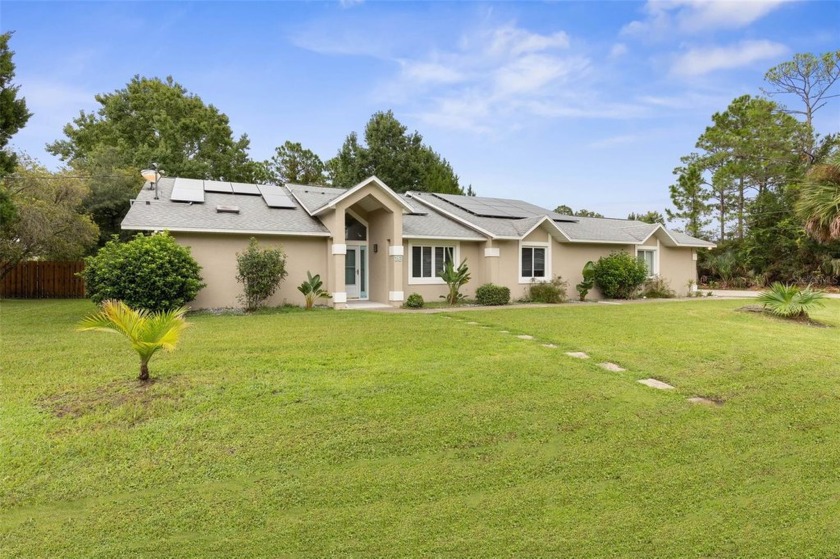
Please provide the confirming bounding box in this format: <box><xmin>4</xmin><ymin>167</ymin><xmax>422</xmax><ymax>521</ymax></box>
<box><xmin>637</xmin><ymin>249</ymin><xmax>657</xmax><ymax>276</ymax></box>
<box><xmin>520</xmin><ymin>245</ymin><xmax>547</xmax><ymax>281</ymax></box>
<box><xmin>410</xmin><ymin>245</ymin><xmax>455</xmax><ymax>282</ymax></box>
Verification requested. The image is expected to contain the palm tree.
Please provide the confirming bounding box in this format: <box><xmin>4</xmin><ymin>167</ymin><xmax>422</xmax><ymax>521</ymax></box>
<box><xmin>797</xmin><ymin>158</ymin><xmax>840</xmax><ymax>243</ymax></box>
<box><xmin>756</xmin><ymin>282</ymin><xmax>825</xmax><ymax>320</ymax></box>
<box><xmin>78</xmin><ymin>300</ymin><xmax>189</xmax><ymax>381</ymax></box>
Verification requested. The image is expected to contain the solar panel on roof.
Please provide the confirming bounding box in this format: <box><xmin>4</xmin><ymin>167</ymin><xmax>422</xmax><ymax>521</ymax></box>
<box><xmin>258</xmin><ymin>185</ymin><xmax>297</xmax><ymax>209</ymax></box>
<box><xmin>231</xmin><ymin>182</ymin><xmax>262</xmax><ymax>195</ymax></box>
<box><xmin>436</xmin><ymin>194</ymin><xmax>528</xmax><ymax>219</ymax></box>
<box><xmin>204</xmin><ymin>180</ymin><xmax>233</xmax><ymax>193</ymax></box>
<box><xmin>170</xmin><ymin>178</ymin><xmax>205</xmax><ymax>203</ymax></box>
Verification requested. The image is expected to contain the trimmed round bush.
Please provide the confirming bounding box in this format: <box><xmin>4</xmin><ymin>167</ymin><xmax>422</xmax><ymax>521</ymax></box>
<box><xmin>82</xmin><ymin>232</ymin><xmax>205</xmax><ymax>312</ymax></box>
<box><xmin>475</xmin><ymin>283</ymin><xmax>510</xmax><ymax>306</ymax></box>
<box><xmin>405</xmin><ymin>293</ymin><xmax>424</xmax><ymax>308</ymax></box>
<box><xmin>592</xmin><ymin>251</ymin><xmax>648</xmax><ymax>299</ymax></box>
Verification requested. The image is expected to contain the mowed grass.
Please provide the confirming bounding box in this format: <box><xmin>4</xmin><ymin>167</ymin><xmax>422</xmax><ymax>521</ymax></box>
<box><xmin>2</xmin><ymin>298</ymin><xmax>839</xmax><ymax>557</ymax></box>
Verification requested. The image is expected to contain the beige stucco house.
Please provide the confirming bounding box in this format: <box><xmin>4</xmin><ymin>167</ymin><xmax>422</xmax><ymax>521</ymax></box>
<box><xmin>121</xmin><ymin>176</ymin><xmax>714</xmax><ymax>309</ymax></box>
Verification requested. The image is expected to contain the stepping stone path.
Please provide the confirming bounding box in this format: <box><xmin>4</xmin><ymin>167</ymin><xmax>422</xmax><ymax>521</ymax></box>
<box><xmin>447</xmin><ymin>318</ymin><xmax>702</xmax><ymax>403</ymax></box>
<box><xmin>687</xmin><ymin>396</ymin><xmax>721</xmax><ymax>406</ymax></box>
<box><xmin>638</xmin><ymin>378</ymin><xmax>675</xmax><ymax>390</ymax></box>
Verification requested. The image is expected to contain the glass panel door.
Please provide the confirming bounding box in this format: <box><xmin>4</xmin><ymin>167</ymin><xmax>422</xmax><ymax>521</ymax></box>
<box><xmin>360</xmin><ymin>246</ymin><xmax>367</xmax><ymax>299</ymax></box>
<box><xmin>345</xmin><ymin>248</ymin><xmax>359</xmax><ymax>298</ymax></box>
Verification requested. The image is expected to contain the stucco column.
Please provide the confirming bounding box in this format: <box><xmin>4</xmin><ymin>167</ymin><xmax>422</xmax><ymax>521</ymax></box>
<box><xmin>329</xmin><ymin>208</ymin><xmax>347</xmax><ymax>308</ymax></box>
<box><xmin>483</xmin><ymin>240</ymin><xmax>500</xmax><ymax>284</ymax></box>
<box><xmin>387</xmin><ymin>212</ymin><xmax>404</xmax><ymax>306</ymax></box>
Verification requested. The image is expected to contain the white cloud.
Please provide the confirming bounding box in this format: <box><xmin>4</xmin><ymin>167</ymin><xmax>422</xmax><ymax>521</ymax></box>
<box><xmin>671</xmin><ymin>40</ymin><xmax>788</xmax><ymax>76</ymax></box>
<box><xmin>489</xmin><ymin>25</ymin><xmax>570</xmax><ymax>55</ymax></box>
<box><xmin>378</xmin><ymin>22</ymin><xmax>640</xmax><ymax>131</ymax></box>
<box><xmin>609</xmin><ymin>43</ymin><xmax>628</xmax><ymax>59</ymax></box>
<box><xmin>493</xmin><ymin>54</ymin><xmax>586</xmax><ymax>96</ymax></box>
<box><xmin>400</xmin><ymin>61</ymin><xmax>465</xmax><ymax>84</ymax></box>
<box><xmin>622</xmin><ymin>0</ymin><xmax>793</xmax><ymax>37</ymax></box>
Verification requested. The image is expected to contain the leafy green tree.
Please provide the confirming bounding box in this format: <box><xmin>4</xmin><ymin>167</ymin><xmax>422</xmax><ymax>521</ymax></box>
<box><xmin>236</xmin><ymin>238</ymin><xmax>288</xmax><ymax>310</ymax></box>
<box><xmin>82</xmin><ymin>232</ymin><xmax>204</xmax><ymax>312</ymax></box>
<box><xmin>47</xmin><ymin>75</ymin><xmax>253</xmax><ymax>181</ymax></box>
<box><xmin>78</xmin><ymin>300</ymin><xmax>189</xmax><ymax>382</ymax></box>
<box><xmin>75</xmin><ymin>146</ymin><xmax>143</xmax><ymax>245</ymax></box>
<box><xmin>327</xmin><ymin>110</ymin><xmax>462</xmax><ymax>194</ymax></box>
<box><xmin>627</xmin><ymin>210</ymin><xmax>665</xmax><ymax>225</ymax></box>
<box><xmin>0</xmin><ymin>156</ymin><xmax>99</xmax><ymax>279</ymax></box>
<box><xmin>763</xmin><ymin>51</ymin><xmax>840</xmax><ymax>140</ymax></box>
<box><xmin>554</xmin><ymin>204</ymin><xmax>573</xmax><ymax>215</ymax></box>
<box><xmin>694</xmin><ymin>95</ymin><xmax>808</xmax><ymax>239</ymax></box>
<box><xmin>0</xmin><ymin>32</ymin><xmax>31</xmax><ymax>178</ymax></box>
<box><xmin>666</xmin><ymin>164</ymin><xmax>712</xmax><ymax>238</ymax></box>
<box><xmin>267</xmin><ymin>141</ymin><xmax>326</xmax><ymax>185</ymax></box>
<box><xmin>574</xmin><ymin>209</ymin><xmax>604</xmax><ymax>218</ymax></box>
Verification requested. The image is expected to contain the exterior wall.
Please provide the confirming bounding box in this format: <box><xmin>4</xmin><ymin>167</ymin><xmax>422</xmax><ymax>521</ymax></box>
<box><xmin>368</xmin><ymin>209</ymin><xmax>393</xmax><ymax>304</ymax></box>
<box><xmin>172</xmin><ymin>232</ymin><xmax>328</xmax><ymax>309</ymax></box>
<box><xmin>178</xmin><ymin>229</ymin><xmax>699</xmax><ymax>308</ymax></box>
<box><xmin>495</xmin><ymin>240</ymin><xmax>524</xmax><ymax>299</ymax></box>
<box><xmin>640</xmin><ymin>233</ymin><xmax>658</xmax><ymax>247</ymax></box>
<box><xmin>659</xmin><ymin>245</ymin><xmax>697</xmax><ymax>296</ymax></box>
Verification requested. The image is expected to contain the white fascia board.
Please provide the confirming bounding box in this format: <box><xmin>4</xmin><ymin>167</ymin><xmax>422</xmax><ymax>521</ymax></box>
<box><xmin>121</xmin><ymin>226</ymin><xmax>330</xmax><ymax>237</ymax></box>
<box><xmin>520</xmin><ymin>216</ymin><xmax>572</xmax><ymax>242</ymax></box>
<box><xmin>636</xmin><ymin>224</ymin><xmax>680</xmax><ymax>247</ymax></box>
<box><xmin>402</xmin><ymin>234</ymin><xmax>485</xmax><ymax>240</ymax></box>
<box><xmin>312</xmin><ymin>175</ymin><xmax>414</xmax><ymax>216</ymax></box>
<box><xmin>406</xmin><ymin>194</ymin><xmax>496</xmax><ymax>239</ymax></box>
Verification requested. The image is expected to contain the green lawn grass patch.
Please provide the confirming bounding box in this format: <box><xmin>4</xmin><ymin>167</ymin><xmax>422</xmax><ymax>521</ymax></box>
<box><xmin>2</xmin><ymin>299</ymin><xmax>839</xmax><ymax>556</ymax></box>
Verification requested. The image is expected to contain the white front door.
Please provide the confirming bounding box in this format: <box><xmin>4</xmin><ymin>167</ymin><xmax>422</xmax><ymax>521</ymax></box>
<box><xmin>345</xmin><ymin>245</ymin><xmax>368</xmax><ymax>300</ymax></box>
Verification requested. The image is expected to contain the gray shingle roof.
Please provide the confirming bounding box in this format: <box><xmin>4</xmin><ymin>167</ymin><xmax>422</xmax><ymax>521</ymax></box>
<box><xmin>122</xmin><ymin>178</ymin><xmax>330</xmax><ymax>236</ymax></box>
<box><xmin>408</xmin><ymin>191</ymin><xmax>714</xmax><ymax>246</ymax></box>
<box><xmin>400</xmin><ymin>195</ymin><xmax>484</xmax><ymax>239</ymax></box>
<box><xmin>122</xmin><ymin>177</ymin><xmax>714</xmax><ymax>247</ymax></box>
<box><xmin>285</xmin><ymin>184</ymin><xmax>346</xmax><ymax>214</ymax></box>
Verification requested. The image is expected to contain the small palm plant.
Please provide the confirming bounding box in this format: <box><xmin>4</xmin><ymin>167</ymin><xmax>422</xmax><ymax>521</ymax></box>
<box><xmin>439</xmin><ymin>259</ymin><xmax>471</xmax><ymax>305</ymax></box>
<box><xmin>78</xmin><ymin>300</ymin><xmax>190</xmax><ymax>381</ymax></box>
<box><xmin>297</xmin><ymin>272</ymin><xmax>331</xmax><ymax>310</ymax></box>
<box><xmin>576</xmin><ymin>260</ymin><xmax>596</xmax><ymax>301</ymax></box>
<box><xmin>756</xmin><ymin>282</ymin><xmax>825</xmax><ymax>320</ymax></box>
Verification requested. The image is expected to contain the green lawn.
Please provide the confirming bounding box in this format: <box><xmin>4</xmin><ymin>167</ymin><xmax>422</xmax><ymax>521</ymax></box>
<box><xmin>2</xmin><ymin>298</ymin><xmax>839</xmax><ymax>557</ymax></box>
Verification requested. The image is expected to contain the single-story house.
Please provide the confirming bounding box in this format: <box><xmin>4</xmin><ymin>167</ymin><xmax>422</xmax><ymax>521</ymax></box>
<box><xmin>121</xmin><ymin>175</ymin><xmax>715</xmax><ymax>308</ymax></box>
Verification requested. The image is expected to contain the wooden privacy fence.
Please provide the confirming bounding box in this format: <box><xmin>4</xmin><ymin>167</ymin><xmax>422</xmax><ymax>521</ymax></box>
<box><xmin>1</xmin><ymin>261</ymin><xmax>86</xmax><ymax>299</ymax></box>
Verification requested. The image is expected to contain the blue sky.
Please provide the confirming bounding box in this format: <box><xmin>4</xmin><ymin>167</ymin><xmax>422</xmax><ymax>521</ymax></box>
<box><xmin>3</xmin><ymin>1</ymin><xmax>839</xmax><ymax>219</ymax></box>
